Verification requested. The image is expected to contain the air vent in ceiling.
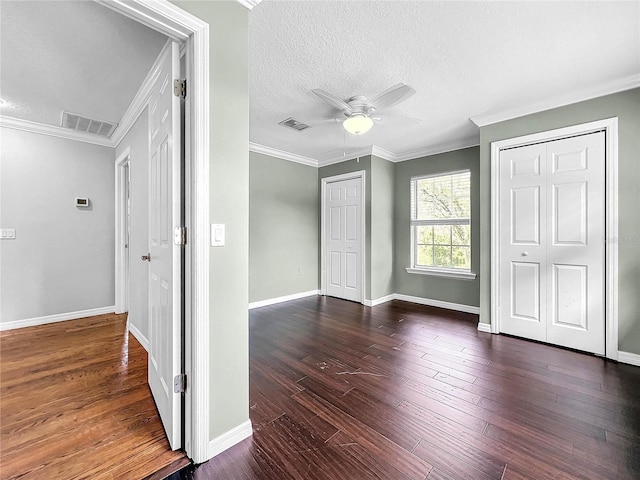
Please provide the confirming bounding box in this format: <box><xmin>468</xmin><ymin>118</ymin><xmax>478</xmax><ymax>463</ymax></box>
<box><xmin>279</xmin><ymin>117</ymin><xmax>310</xmax><ymax>132</ymax></box>
<box><xmin>61</xmin><ymin>111</ymin><xmax>118</xmax><ymax>138</ymax></box>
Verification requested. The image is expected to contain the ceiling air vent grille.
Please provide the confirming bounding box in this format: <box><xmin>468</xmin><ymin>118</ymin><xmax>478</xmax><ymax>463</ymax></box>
<box><xmin>279</xmin><ymin>117</ymin><xmax>310</xmax><ymax>132</ymax></box>
<box><xmin>61</xmin><ymin>111</ymin><xmax>118</xmax><ymax>138</ymax></box>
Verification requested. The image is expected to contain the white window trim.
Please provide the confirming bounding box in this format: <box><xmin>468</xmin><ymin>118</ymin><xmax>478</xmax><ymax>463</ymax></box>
<box><xmin>409</xmin><ymin>170</ymin><xmax>474</xmax><ymax>277</ymax></box>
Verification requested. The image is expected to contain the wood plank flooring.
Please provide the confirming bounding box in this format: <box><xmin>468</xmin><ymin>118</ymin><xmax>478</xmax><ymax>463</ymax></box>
<box><xmin>0</xmin><ymin>313</ymin><xmax>189</xmax><ymax>480</ymax></box>
<box><xmin>175</xmin><ymin>296</ymin><xmax>640</xmax><ymax>480</ymax></box>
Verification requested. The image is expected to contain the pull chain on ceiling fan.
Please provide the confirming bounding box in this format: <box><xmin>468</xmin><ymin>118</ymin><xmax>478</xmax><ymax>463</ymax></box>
<box><xmin>311</xmin><ymin>83</ymin><xmax>416</xmax><ymax>135</ymax></box>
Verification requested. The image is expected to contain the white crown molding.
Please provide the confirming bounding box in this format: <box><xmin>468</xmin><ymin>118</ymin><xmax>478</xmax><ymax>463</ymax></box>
<box><xmin>0</xmin><ymin>115</ymin><xmax>113</xmax><ymax>147</ymax></box>
<box><xmin>317</xmin><ymin>146</ymin><xmax>375</xmax><ymax>168</ymax></box>
<box><xmin>249</xmin><ymin>142</ymin><xmax>319</xmax><ymax>167</ymax></box>
<box><xmin>392</xmin><ymin>136</ymin><xmax>480</xmax><ymax>162</ymax></box>
<box><xmin>370</xmin><ymin>145</ymin><xmax>396</xmax><ymax>162</ymax></box>
<box><xmin>470</xmin><ymin>74</ymin><xmax>640</xmax><ymax>127</ymax></box>
<box><xmin>235</xmin><ymin>0</ymin><xmax>262</xmax><ymax>10</ymax></box>
<box><xmin>111</xmin><ymin>39</ymin><xmax>171</xmax><ymax>146</ymax></box>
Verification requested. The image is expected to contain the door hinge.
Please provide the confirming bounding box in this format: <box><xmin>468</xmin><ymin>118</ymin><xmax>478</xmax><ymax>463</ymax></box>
<box><xmin>174</xmin><ymin>79</ymin><xmax>186</xmax><ymax>99</ymax></box>
<box><xmin>174</xmin><ymin>373</ymin><xmax>187</xmax><ymax>393</ymax></box>
<box><xmin>174</xmin><ymin>226</ymin><xmax>187</xmax><ymax>246</ymax></box>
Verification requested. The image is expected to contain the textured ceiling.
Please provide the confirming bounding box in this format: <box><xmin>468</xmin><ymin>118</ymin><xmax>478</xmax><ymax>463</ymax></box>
<box><xmin>0</xmin><ymin>1</ymin><xmax>167</xmax><ymax>128</ymax></box>
<box><xmin>249</xmin><ymin>0</ymin><xmax>640</xmax><ymax>162</ymax></box>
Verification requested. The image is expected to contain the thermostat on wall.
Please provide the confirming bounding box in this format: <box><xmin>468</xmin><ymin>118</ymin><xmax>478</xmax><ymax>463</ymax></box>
<box><xmin>75</xmin><ymin>197</ymin><xmax>90</xmax><ymax>207</ymax></box>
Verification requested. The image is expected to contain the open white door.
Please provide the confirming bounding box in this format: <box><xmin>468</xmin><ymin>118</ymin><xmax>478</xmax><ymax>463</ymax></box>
<box><xmin>145</xmin><ymin>41</ymin><xmax>182</xmax><ymax>449</ymax></box>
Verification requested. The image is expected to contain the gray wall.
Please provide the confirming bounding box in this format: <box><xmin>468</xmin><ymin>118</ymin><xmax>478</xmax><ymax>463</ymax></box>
<box><xmin>370</xmin><ymin>155</ymin><xmax>395</xmax><ymax>299</ymax></box>
<box><xmin>172</xmin><ymin>0</ymin><xmax>251</xmax><ymax>442</ymax></box>
<box><xmin>249</xmin><ymin>152</ymin><xmax>318</xmax><ymax>303</ymax></box>
<box><xmin>0</xmin><ymin>128</ymin><xmax>114</xmax><ymax>322</ymax></box>
<box><xmin>394</xmin><ymin>147</ymin><xmax>480</xmax><ymax>307</ymax></box>
<box><xmin>479</xmin><ymin>88</ymin><xmax>640</xmax><ymax>355</ymax></box>
<box><xmin>115</xmin><ymin>108</ymin><xmax>149</xmax><ymax>342</ymax></box>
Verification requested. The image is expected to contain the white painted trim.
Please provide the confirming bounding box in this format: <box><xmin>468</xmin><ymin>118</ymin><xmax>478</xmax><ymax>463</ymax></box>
<box><xmin>477</xmin><ymin>323</ymin><xmax>491</xmax><ymax>333</ymax></box>
<box><xmin>470</xmin><ymin>74</ymin><xmax>639</xmax><ymax>127</ymax></box>
<box><xmin>405</xmin><ymin>267</ymin><xmax>477</xmax><ymax>280</ymax></box>
<box><xmin>363</xmin><ymin>294</ymin><xmax>395</xmax><ymax>307</ymax></box>
<box><xmin>0</xmin><ymin>306</ymin><xmax>116</xmax><ymax>331</ymax></box>
<box><xmin>321</xmin><ymin>171</ymin><xmax>366</xmax><ymax>305</ymax></box>
<box><xmin>208</xmin><ymin>420</ymin><xmax>253</xmax><ymax>458</ymax></box>
<box><xmin>490</xmin><ymin>118</ymin><xmax>619</xmax><ymax>360</ymax></box>
<box><xmin>393</xmin><ymin>294</ymin><xmax>480</xmax><ymax>315</ymax></box>
<box><xmin>392</xmin><ymin>136</ymin><xmax>480</xmax><ymax>162</ymax></box>
<box><xmin>129</xmin><ymin>322</ymin><xmax>149</xmax><ymax>351</ymax></box>
<box><xmin>618</xmin><ymin>351</ymin><xmax>640</xmax><ymax>367</ymax></box>
<box><xmin>235</xmin><ymin>0</ymin><xmax>262</xmax><ymax>10</ymax></box>
<box><xmin>0</xmin><ymin>116</ymin><xmax>112</xmax><ymax>147</ymax></box>
<box><xmin>115</xmin><ymin>148</ymin><xmax>131</xmax><ymax>315</ymax></box>
<box><xmin>101</xmin><ymin>0</ymin><xmax>211</xmax><ymax>464</ymax></box>
<box><xmin>318</xmin><ymin>146</ymin><xmax>375</xmax><ymax>168</ymax></box>
<box><xmin>248</xmin><ymin>290</ymin><xmax>320</xmax><ymax>310</ymax></box>
<box><xmin>249</xmin><ymin>143</ymin><xmax>318</xmax><ymax>167</ymax></box>
<box><xmin>111</xmin><ymin>39</ymin><xmax>171</xmax><ymax>146</ymax></box>
<box><xmin>370</xmin><ymin>145</ymin><xmax>396</xmax><ymax>162</ymax></box>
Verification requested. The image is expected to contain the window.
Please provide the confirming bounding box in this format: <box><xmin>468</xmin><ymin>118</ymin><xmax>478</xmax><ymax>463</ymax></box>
<box><xmin>408</xmin><ymin>170</ymin><xmax>475</xmax><ymax>279</ymax></box>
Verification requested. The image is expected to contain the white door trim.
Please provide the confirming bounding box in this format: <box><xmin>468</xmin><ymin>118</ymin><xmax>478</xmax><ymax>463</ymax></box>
<box><xmin>320</xmin><ymin>170</ymin><xmax>366</xmax><ymax>304</ymax></box>
<box><xmin>115</xmin><ymin>148</ymin><xmax>131</xmax><ymax>314</ymax></box>
<box><xmin>490</xmin><ymin>117</ymin><xmax>618</xmax><ymax>360</ymax></box>
<box><xmin>101</xmin><ymin>0</ymin><xmax>210</xmax><ymax>463</ymax></box>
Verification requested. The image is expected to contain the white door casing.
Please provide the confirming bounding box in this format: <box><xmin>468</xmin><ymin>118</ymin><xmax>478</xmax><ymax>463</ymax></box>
<box><xmin>147</xmin><ymin>41</ymin><xmax>182</xmax><ymax>450</ymax></box>
<box><xmin>495</xmin><ymin>124</ymin><xmax>614</xmax><ymax>356</ymax></box>
<box><xmin>322</xmin><ymin>172</ymin><xmax>365</xmax><ymax>303</ymax></box>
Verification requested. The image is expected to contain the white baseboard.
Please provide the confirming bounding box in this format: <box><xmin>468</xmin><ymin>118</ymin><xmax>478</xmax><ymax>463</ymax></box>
<box><xmin>364</xmin><ymin>294</ymin><xmax>395</xmax><ymax>307</ymax></box>
<box><xmin>618</xmin><ymin>351</ymin><xmax>640</xmax><ymax>367</ymax></box>
<box><xmin>208</xmin><ymin>419</ymin><xmax>253</xmax><ymax>459</ymax></box>
<box><xmin>477</xmin><ymin>323</ymin><xmax>492</xmax><ymax>333</ymax></box>
<box><xmin>128</xmin><ymin>322</ymin><xmax>149</xmax><ymax>351</ymax></box>
<box><xmin>248</xmin><ymin>290</ymin><xmax>319</xmax><ymax>310</ymax></box>
<box><xmin>393</xmin><ymin>294</ymin><xmax>480</xmax><ymax>315</ymax></box>
<box><xmin>0</xmin><ymin>306</ymin><xmax>116</xmax><ymax>331</ymax></box>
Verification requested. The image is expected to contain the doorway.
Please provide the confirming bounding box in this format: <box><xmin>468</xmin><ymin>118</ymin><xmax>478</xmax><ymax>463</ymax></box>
<box><xmin>490</xmin><ymin>118</ymin><xmax>619</xmax><ymax>359</ymax></box>
<box><xmin>321</xmin><ymin>171</ymin><xmax>365</xmax><ymax>303</ymax></box>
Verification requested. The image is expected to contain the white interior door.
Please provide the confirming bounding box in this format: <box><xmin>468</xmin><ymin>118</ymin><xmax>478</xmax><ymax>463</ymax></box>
<box><xmin>499</xmin><ymin>132</ymin><xmax>605</xmax><ymax>355</ymax></box>
<box><xmin>146</xmin><ymin>41</ymin><xmax>182</xmax><ymax>449</ymax></box>
<box><xmin>324</xmin><ymin>176</ymin><xmax>363</xmax><ymax>302</ymax></box>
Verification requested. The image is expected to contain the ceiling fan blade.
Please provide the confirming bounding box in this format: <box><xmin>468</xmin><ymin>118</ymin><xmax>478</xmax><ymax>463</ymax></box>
<box><xmin>312</xmin><ymin>89</ymin><xmax>353</xmax><ymax>113</ymax></box>
<box><xmin>368</xmin><ymin>83</ymin><xmax>416</xmax><ymax>111</ymax></box>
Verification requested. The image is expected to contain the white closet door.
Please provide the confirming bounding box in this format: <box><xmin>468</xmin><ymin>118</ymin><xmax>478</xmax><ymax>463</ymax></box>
<box><xmin>325</xmin><ymin>177</ymin><xmax>363</xmax><ymax>303</ymax></box>
<box><xmin>546</xmin><ymin>132</ymin><xmax>605</xmax><ymax>354</ymax></box>
<box><xmin>499</xmin><ymin>132</ymin><xmax>605</xmax><ymax>355</ymax></box>
<box><xmin>499</xmin><ymin>143</ymin><xmax>548</xmax><ymax>342</ymax></box>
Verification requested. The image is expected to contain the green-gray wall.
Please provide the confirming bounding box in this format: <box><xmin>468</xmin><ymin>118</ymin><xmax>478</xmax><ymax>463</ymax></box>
<box><xmin>249</xmin><ymin>152</ymin><xmax>318</xmax><ymax>302</ymax></box>
<box><xmin>479</xmin><ymin>88</ymin><xmax>640</xmax><ymax>355</ymax></box>
<box><xmin>171</xmin><ymin>0</ymin><xmax>250</xmax><ymax>442</ymax></box>
<box><xmin>394</xmin><ymin>147</ymin><xmax>480</xmax><ymax>307</ymax></box>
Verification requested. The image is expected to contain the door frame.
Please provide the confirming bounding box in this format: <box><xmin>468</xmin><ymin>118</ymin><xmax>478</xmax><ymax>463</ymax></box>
<box><xmin>490</xmin><ymin>117</ymin><xmax>618</xmax><ymax>360</ymax></box>
<box><xmin>101</xmin><ymin>0</ymin><xmax>211</xmax><ymax>463</ymax></box>
<box><xmin>115</xmin><ymin>148</ymin><xmax>131</xmax><ymax>315</ymax></box>
<box><xmin>320</xmin><ymin>171</ymin><xmax>366</xmax><ymax>303</ymax></box>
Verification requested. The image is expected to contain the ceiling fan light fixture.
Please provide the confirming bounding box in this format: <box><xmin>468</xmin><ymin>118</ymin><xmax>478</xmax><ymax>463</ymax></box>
<box><xmin>343</xmin><ymin>114</ymin><xmax>373</xmax><ymax>135</ymax></box>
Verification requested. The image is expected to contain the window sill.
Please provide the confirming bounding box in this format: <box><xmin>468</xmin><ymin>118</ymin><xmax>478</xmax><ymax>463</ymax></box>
<box><xmin>406</xmin><ymin>267</ymin><xmax>477</xmax><ymax>280</ymax></box>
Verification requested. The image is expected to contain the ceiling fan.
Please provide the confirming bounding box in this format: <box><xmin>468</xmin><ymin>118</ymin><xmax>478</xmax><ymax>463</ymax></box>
<box><xmin>311</xmin><ymin>83</ymin><xmax>416</xmax><ymax>135</ymax></box>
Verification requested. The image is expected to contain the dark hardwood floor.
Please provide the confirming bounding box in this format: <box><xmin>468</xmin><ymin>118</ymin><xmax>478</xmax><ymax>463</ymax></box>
<box><xmin>0</xmin><ymin>313</ymin><xmax>189</xmax><ymax>480</ymax></box>
<box><xmin>174</xmin><ymin>296</ymin><xmax>640</xmax><ymax>480</ymax></box>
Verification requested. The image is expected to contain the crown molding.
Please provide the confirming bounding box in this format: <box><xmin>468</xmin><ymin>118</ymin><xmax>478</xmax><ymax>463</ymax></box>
<box><xmin>318</xmin><ymin>146</ymin><xmax>375</xmax><ymax>168</ymax></box>
<box><xmin>470</xmin><ymin>74</ymin><xmax>640</xmax><ymax>127</ymax></box>
<box><xmin>111</xmin><ymin>39</ymin><xmax>170</xmax><ymax>146</ymax></box>
<box><xmin>370</xmin><ymin>145</ymin><xmax>396</xmax><ymax>162</ymax></box>
<box><xmin>0</xmin><ymin>115</ymin><xmax>113</xmax><ymax>147</ymax></box>
<box><xmin>236</xmin><ymin>0</ymin><xmax>262</xmax><ymax>10</ymax></box>
<box><xmin>249</xmin><ymin>142</ymin><xmax>319</xmax><ymax>167</ymax></box>
<box><xmin>392</xmin><ymin>136</ymin><xmax>480</xmax><ymax>162</ymax></box>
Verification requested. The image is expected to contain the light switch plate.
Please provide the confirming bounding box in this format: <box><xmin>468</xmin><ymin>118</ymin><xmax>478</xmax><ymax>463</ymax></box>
<box><xmin>211</xmin><ymin>224</ymin><xmax>225</xmax><ymax>247</ymax></box>
<box><xmin>1</xmin><ymin>228</ymin><xmax>16</xmax><ymax>239</ymax></box>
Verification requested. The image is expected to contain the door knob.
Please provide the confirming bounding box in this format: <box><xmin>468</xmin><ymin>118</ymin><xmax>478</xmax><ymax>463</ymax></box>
<box><xmin>522</xmin><ymin>251</ymin><xmax>529</xmax><ymax>257</ymax></box>
<box><xmin>141</xmin><ymin>253</ymin><xmax>151</xmax><ymax>262</ymax></box>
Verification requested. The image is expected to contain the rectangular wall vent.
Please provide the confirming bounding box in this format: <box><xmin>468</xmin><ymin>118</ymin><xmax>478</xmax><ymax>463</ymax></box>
<box><xmin>61</xmin><ymin>111</ymin><xmax>118</xmax><ymax>138</ymax></box>
<box><xmin>279</xmin><ymin>117</ymin><xmax>310</xmax><ymax>132</ymax></box>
